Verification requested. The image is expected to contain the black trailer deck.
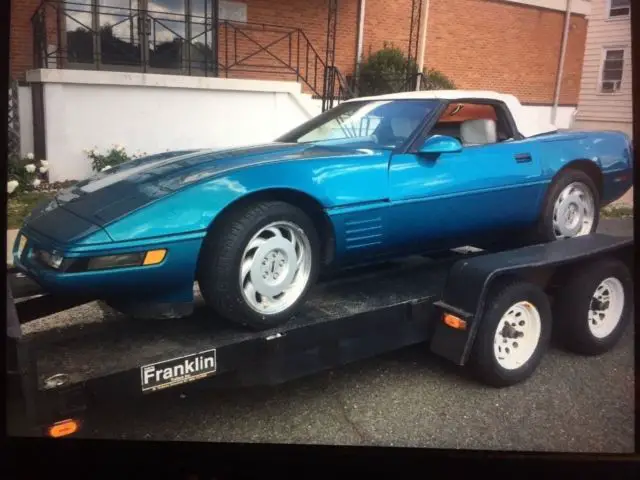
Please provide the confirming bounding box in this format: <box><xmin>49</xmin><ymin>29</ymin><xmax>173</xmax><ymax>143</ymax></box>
<box><xmin>24</xmin><ymin>255</ymin><xmax>455</xmax><ymax>391</ymax></box>
<box><xmin>7</xmin><ymin>233</ymin><xmax>634</xmax><ymax>436</ymax></box>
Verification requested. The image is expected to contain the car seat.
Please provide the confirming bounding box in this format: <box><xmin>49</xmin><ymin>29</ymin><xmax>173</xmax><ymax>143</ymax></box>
<box><xmin>460</xmin><ymin>119</ymin><xmax>498</xmax><ymax>146</ymax></box>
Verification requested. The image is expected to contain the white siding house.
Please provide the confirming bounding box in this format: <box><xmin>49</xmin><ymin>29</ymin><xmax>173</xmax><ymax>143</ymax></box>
<box><xmin>573</xmin><ymin>0</ymin><xmax>633</xmax><ymax>137</ymax></box>
<box><xmin>573</xmin><ymin>0</ymin><xmax>633</xmax><ymax>206</ymax></box>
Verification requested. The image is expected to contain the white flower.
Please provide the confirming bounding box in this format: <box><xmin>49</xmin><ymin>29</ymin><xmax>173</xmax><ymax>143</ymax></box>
<box><xmin>40</xmin><ymin>159</ymin><xmax>48</xmax><ymax>167</ymax></box>
<box><xmin>7</xmin><ymin>180</ymin><xmax>19</xmax><ymax>194</ymax></box>
<box><xmin>26</xmin><ymin>153</ymin><xmax>34</xmax><ymax>160</ymax></box>
<box><xmin>39</xmin><ymin>166</ymin><xmax>48</xmax><ymax>174</ymax></box>
<box><xmin>25</xmin><ymin>164</ymin><xmax>36</xmax><ymax>173</ymax></box>
<box><xmin>32</xmin><ymin>178</ymin><xmax>41</xmax><ymax>188</ymax></box>
<box><xmin>101</xmin><ymin>165</ymin><xmax>113</xmax><ymax>172</ymax></box>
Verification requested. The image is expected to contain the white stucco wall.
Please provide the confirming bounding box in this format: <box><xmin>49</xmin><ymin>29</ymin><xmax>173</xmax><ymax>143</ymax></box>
<box><xmin>521</xmin><ymin>105</ymin><xmax>577</xmax><ymax>129</ymax></box>
<box><xmin>26</xmin><ymin>69</ymin><xmax>316</xmax><ymax>182</ymax></box>
<box><xmin>17</xmin><ymin>86</ymin><xmax>34</xmax><ymax>157</ymax></box>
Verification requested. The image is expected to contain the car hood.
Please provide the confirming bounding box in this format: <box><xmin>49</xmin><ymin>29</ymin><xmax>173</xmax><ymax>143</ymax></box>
<box><xmin>24</xmin><ymin>142</ymin><xmax>375</xmax><ymax>243</ymax></box>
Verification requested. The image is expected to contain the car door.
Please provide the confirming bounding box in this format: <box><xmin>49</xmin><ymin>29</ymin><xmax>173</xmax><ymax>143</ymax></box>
<box><xmin>387</xmin><ymin>106</ymin><xmax>547</xmax><ymax>249</ymax></box>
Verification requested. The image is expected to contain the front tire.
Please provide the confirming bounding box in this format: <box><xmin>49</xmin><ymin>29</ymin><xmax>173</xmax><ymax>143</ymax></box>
<box><xmin>198</xmin><ymin>201</ymin><xmax>320</xmax><ymax>330</ymax></box>
<box><xmin>468</xmin><ymin>280</ymin><xmax>552</xmax><ymax>387</ymax></box>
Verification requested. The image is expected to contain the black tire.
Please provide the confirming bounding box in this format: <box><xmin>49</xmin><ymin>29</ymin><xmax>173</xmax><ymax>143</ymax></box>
<box><xmin>468</xmin><ymin>280</ymin><xmax>552</xmax><ymax>387</ymax></box>
<box><xmin>553</xmin><ymin>258</ymin><xmax>632</xmax><ymax>356</ymax></box>
<box><xmin>531</xmin><ymin>169</ymin><xmax>600</xmax><ymax>243</ymax></box>
<box><xmin>198</xmin><ymin>201</ymin><xmax>320</xmax><ymax>330</ymax></box>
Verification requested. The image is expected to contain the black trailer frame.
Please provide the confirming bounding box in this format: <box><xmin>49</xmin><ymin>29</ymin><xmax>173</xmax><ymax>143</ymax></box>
<box><xmin>6</xmin><ymin>233</ymin><xmax>634</xmax><ymax>437</ymax></box>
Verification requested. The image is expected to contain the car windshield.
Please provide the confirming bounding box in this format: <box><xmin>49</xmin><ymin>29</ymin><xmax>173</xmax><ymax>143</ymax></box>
<box><xmin>277</xmin><ymin>99</ymin><xmax>441</xmax><ymax>149</ymax></box>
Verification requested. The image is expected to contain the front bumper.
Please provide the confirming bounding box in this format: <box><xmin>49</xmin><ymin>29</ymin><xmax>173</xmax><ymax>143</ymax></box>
<box><xmin>12</xmin><ymin>227</ymin><xmax>205</xmax><ymax>300</ymax></box>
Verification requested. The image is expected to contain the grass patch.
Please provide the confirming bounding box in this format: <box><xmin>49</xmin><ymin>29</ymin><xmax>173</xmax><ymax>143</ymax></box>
<box><xmin>601</xmin><ymin>204</ymin><xmax>634</xmax><ymax>219</ymax></box>
<box><xmin>8</xmin><ymin>191</ymin><xmax>56</xmax><ymax>229</ymax></box>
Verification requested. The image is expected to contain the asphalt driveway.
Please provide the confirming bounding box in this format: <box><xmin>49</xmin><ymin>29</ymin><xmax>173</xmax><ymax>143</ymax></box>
<box><xmin>63</xmin><ymin>219</ymin><xmax>638</xmax><ymax>451</ymax></box>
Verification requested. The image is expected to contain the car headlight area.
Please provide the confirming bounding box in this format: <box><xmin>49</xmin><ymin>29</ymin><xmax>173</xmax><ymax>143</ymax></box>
<box><xmin>32</xmin><ymin>248</ymin><xmax>168</xmax><ymax>272</ymax></box>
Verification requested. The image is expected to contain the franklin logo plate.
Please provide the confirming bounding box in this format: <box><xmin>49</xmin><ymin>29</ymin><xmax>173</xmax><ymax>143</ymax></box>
<box><xmin>140</xmin><ymin>349</ymin><xmax>217</xmax><ymax>393</ymax></box>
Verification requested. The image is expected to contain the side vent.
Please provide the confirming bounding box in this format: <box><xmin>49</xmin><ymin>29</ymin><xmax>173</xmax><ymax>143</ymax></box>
<box><xmin>344</xmin><ymin>216</ymin><xmax>384</xmax><ymax>250</ymax></box>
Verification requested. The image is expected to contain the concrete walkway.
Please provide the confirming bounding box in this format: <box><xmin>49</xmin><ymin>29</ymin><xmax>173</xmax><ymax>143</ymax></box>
<box><xmin>612</xmin><ymin>187</ymin><xmax>633</xmax><ymax>207</ymax></box>
<box><xmin>7</xmin><ymin>229</ymin><xmax>18</xmax><ymax>266</ymax></box>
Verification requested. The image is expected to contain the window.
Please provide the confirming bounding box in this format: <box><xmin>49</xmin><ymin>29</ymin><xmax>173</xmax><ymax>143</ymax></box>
<box><xmin>609</xmin><ymin>0</ymin><xmax>630</xmax><ymax>18</ymax></box>
<box><xmin>600</xmin><ymin>49</ymin><xmax>625</xmax><ymax>93</ymax></box>
<box><xmin>428</xmin><ymin>102</ymin><xmax>515</xmax><ymax>145</ymax></box>
<box><xmin>280</xmin><ymin>100</ymin><xmax>441</xmax><ymax>149</ymax></box>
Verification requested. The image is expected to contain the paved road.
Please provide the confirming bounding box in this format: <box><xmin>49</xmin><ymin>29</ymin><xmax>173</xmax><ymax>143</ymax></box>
<box><xmin>73</xmin><ymin>219</ymin><xmax>636</xmax><ymax>451</ymax></box>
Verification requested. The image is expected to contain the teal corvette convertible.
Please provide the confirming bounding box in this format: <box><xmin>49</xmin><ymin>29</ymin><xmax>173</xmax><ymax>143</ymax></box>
<box><xmin>12</xmin><ymin>91</ymin><xmax>633</xmax><ymax>329</ymax></box>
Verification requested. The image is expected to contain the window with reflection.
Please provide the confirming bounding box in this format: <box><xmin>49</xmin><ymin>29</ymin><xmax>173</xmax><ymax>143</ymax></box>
<box><xmin>63</xmin><ymin>0</ymin><xmax>218</xmax><ymax>73</ymax></box>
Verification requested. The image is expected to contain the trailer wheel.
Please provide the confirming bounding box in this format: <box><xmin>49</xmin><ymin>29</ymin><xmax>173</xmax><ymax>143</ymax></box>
<box><xmin>553</xmin><ymin>258</ymin><xmax>632</xmax><ymax>355</ymax></box>
<box><xmin>469</xmin><ymin>280</ymin><xmax>552</xmax><ymax>387</ymax></box>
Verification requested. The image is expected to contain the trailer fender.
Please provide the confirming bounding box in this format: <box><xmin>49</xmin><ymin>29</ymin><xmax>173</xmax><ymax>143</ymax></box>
<box><xmin>428</xmin><ymin>234</ymin><xmax>633</xmax><ymax>366</ymax></box>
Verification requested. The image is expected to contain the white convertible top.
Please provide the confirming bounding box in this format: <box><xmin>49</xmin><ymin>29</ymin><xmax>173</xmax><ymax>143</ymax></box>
<box><xmin>345</xmin><ymin>90</ymin><xmax>558</xmax><ymax>138</ymax></box>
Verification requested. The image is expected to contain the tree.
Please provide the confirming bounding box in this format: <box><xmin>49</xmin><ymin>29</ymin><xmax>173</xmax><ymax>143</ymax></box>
<box><xmin>356</xmin><ymin>43</ymin><xmax>455</xmax><ymax>96</ymax></box>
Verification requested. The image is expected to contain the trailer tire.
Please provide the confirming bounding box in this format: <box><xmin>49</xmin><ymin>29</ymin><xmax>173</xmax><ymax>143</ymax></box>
<box><xmin>553</xmin><ymin>258</ymin><xmax>632</xmax><ymax>356</ymax></box>
<box><xmin>469</xmin><ymin>280</ymin><xmax>552</xmax><ymax>387</ymax></box>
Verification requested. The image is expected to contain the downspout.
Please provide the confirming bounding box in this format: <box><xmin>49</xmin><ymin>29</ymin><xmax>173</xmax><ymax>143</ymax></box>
<box><xmin>354</xmin><ymin>0</ymin><xmax>366</xmax><ymax>90</ymax></box>
<box><xmin>551</xmin><ymin>0</ymin><xmax>572</xmax><ymax>125</ymax></box>
<box><xmin>415</xmin><ymin>0</ymin><xmax>430</xmax><ymax>90</ymax></box>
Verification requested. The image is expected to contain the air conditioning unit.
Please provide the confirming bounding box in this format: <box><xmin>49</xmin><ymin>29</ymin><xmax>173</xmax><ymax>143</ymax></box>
<box><xmin>601</xmin><ymin>80</ymin><xmax>622</xmax><ymax>93</ymax></box>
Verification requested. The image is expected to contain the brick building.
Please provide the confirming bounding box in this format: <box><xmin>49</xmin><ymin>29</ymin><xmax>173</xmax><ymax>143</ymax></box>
<box><xmin>11</xmin><ymin>0</ymin><xmax>591</xmax><ymax>105</ymax></box>
<box><xmin>9</xmin><ymin>0</ymin><xmax>594</xmax><ymax>182</ymax></box>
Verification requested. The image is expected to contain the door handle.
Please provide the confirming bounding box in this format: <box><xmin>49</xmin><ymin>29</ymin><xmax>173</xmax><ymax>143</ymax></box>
<box><xmin>514</xmin><ymin>153</ymin><xmax>532</xmax><ymax>163</ymax></box>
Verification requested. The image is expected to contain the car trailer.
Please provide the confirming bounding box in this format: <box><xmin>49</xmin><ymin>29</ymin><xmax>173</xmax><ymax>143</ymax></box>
<box><xmin>6</xmin><ymin>233</ymin><xmax>634</xmax><ymax>439</ymax></box>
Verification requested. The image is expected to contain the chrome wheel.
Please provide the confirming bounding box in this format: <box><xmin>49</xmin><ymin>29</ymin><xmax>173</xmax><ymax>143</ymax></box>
<box><xmin>552</xmin><ymin>182</ymin><xmax>595</xmax><ymax>239</ymax></box>
<box><xmin>239</xmin><ymin>221</ymin><xmax>312</xmax><ymax>315</ymax></box>
<box><xmin>493</xmin><ymin>301</ymin><xmax>542</xmax><ymax>370</ymax></box>
<box><xmin>588</xmin><ymin>277</ymin><xmax>625</xmax><ymax>339</ymax></box>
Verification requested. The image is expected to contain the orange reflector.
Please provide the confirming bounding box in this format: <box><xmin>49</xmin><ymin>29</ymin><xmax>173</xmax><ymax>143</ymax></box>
<box><xmin>143</xmin><ymin>249</ymin><xmax>167</xmax><ymax>265</ymax></box>
<box><xmin>48</xmin><ymin>419</ymin><xmax>79</xmax><ymax>438</ymax></box>
<box><xmin>443</xmin><ymin>313</ymin><xmax>467</xmax><ymax>330</ymax></box>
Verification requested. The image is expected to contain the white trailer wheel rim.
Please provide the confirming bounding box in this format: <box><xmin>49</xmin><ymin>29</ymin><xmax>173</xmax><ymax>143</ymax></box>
<box><xmin>588</xmin><ymin>277</ymin><xmax>624</xmax><ymax>339</ymax></box>
<box><xmin>493</xmin><ymin>301</ymin><xmax>542</xmax><ymax>370</ymax></box>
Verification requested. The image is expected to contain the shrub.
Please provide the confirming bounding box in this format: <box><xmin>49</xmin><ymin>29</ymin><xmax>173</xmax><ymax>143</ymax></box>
<box><xmin>357</xmin><ymin>43</ymin><xmax>455</xmax><ymax>96</ymax></box>
<box><xmin>420</xmin><ymin>68</ymin><xmax>456</xmax><ymax>90</ymax></box>
<box><xmin>85</xmin><ymin>144</ymin><xmax>146</xmax><ymax>172</ymax></box>
<box><xmin>7</xmin><ymin>153</ymin><xmax>49</xmax><ymax>195</ymax></box>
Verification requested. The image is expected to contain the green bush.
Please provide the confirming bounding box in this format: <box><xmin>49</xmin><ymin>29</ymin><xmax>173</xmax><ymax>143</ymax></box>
<box><xmin>85</xmin><ymin>145</ymin><xmax>146</xmax><ymax>172</ymax></box>
<box><xmin>357</xmin><ymin>43</ymin><xmax>455</xmax><ymax>96</ymax></box>
<box><xmin>420</xmin><ymin>68</ymin><xmax>456</xmax><ymax>90</ymax></box>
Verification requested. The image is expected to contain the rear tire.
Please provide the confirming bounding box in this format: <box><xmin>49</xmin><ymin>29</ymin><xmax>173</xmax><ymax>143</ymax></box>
<box><xmin>531</xmin><ymin>169</ymin><xmax>599</xmax><ymax>244</ymax></box>
<box><xmin>468</xmin><ymin>280</ymin><xmax>552</xmax><ymax>387</ymax></box>
<box><xmin>198</xmin><ymin>201</ymin><xmax>320</xmax><ymax>330</ymax></box>
<box><xmin>553</xmin><ymin>258</ymin><xmax>632</xmax><ymax>355</ymax></box>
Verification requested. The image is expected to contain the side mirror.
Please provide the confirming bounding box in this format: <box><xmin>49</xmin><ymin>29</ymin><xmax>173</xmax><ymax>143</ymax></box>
<box><xmin>418</xmin><ymin>135</ymin><xmax>463</xmax><ymax>154</ymax></box>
